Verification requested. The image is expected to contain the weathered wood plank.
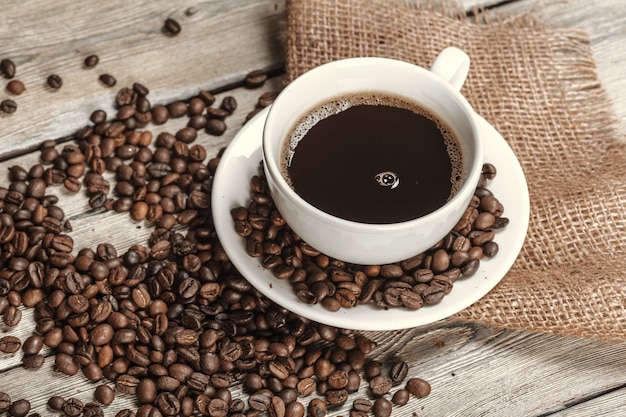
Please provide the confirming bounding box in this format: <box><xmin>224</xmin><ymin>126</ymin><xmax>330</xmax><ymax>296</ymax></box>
<box><xmin>550</xmin><ymin>387</ymin><xmax>626</xmax><ymax>417</ymax></box>
<box><xmin>0</xmin><ymin>0</ymin><xmax>286</xmax><ymax>158</ymax></box>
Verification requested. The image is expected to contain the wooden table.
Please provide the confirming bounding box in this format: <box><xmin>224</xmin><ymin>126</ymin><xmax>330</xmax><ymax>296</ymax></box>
<box><xmin>1</xmin><ymin>1</ymin><xmax>625</xmax><ymax>416</ymax></box>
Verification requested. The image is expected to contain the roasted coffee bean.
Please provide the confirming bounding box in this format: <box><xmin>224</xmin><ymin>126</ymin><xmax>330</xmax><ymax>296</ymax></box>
<box><xmin>3</xmin><ymin>305</ymin><xmax>21</xmax><ymax>326</ymax></box>
<box><xmin>21</xmin><ymin>334</ymin><xmax>43</xmax><ymax>355</ymax></box>
<box><xmin>7</xmin><ymin>79</ymin><xmax>25</xmax><ymax>95</ymax></box>
<box><xmin>369</xmin><ymin>375</ymin><xmax>393</xmax><ymax>396</ymax></box>
<box><xmin>9</xmin><ymin>398</ymin><xmax>30</xmax><ymax>417</ymax></box>
<box><xmin>48</xmin><ymin>395</ymin><xmax>65</xmax><ymax>411</ymax></box>
<box><xmin>156</xmin><ymin>392</ymin><xmax>180</xmax><ymax>416</ymax></box>
<box><xmin>244</xmin><ymin>69</ymin><xmax>268</xmax><ymax>88</ymax></box>
<box><xmin>83</xmin><ymin>404</ymin><xmax>105</xmax><ymax>417</ymax></box>
<box><xmin>117</xmin><ymin>374</ymin><xmax>140</xmax><ymax>395</ymax></box>
<box><xmin>136</xmin><ymin>379</ymin><xmax>157</xmax><ymax>405</ymax></box>
<box><xmin>23</xmin><ymin>353</ymin><xmax>45</xmax><ymax>368</ymax></box>
<box><xmin>248</xmin><ymin>392</ymin><xmax>271</xmax><ymax>411</ymax></box>
<box><xmin>389</xmin><ymin>360</ymin><xmax>409</xmax><ymax>383</ymax></box>
<box><xmin>55</xmin><ymin>352</ymin><xmax>79</xmax><ymax>375</ymax></box>
<box><xmin>1</xmin><ymin>98</ymin><xmax>17</xmax><ymax>113</ymax></box>
<box><xmin>325</xmin><ymin>389</ymin><xmax>348</xmax><ymax>406</ymax></box>
<box><xmin>47</xmin><ymin>74</ymin><xmax>63</xmax><ymax>89</ymax></box>
<box><xmin>84</xmin><ymin>54</ymin><xmax>99</xmax><ymax>67</ymax></box>
<box><xmin>99</xmin><ymin>74</ymin><xmax>117</xmax><ymax>87</ymax></box>
<box><xmin>258</xmin><ymin>90</ymin><xmax>279</xmax><ymax>108</ymax></box>
<box><xmin>163</xmin><ymin>18</ymin><xmax>181</xmax><ymax>35</ymax></box>
<box><xmin>1</xmin><ymin>58</ymin><xmax>16</xmax><ymax>78</ymax></box>
<box><xmin>392</xmin><ymin>388</ymin><xmax>410</xmax><ymax>405</ymax></box>
<box><xmin>0</xmin><ymin>335</ymin><xmax>21</xmax><ymax>353</ymax></box>
<box><xmin>372</xmin><ymin>398</ymin><xmax>392</xmax><ymax>417</ymax></box>
<box><xmin>0</xmin><ymin>391</ymin><xmax>10</xmax><ymax>411</ymax></box>
<box><xmin>406</xmin><ymin>377</ymin><xmax>431</xmax><ymax>398</ymax></box>
<box><xmin>307</xmin><ymin>398</ymin><xmax>326</xmax><ymax>417</ymax></box>
<box><xmin>205</xmin><ymin>119</ymin><xmax>227</xmax><ymax>136</ymax></box>
<box><xmin>220</xmin><ymin>96</ymin><xmax>237</xmax><ymax>114</ymax></box>
<box><xmin>63</xmin><ymin>398</ymin><xmax>84</xmax><ymax>417</ymax></box>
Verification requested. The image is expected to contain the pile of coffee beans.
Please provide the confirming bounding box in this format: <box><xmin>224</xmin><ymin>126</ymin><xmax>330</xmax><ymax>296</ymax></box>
<box><xmin>0</xmin><ymin>69</ymin><xmax>433</xmax><ymax>416</ymax></box>
<box><xmin>232</xmin><ymin>164</ymin><xmax>508</xmax><ymax>311</ymax></box>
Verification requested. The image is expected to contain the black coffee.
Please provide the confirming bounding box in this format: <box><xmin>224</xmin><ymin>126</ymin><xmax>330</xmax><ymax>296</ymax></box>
<box><xmin>282</xmin><ymin>93</ymin><xmax>464</xmax><ymax>224</ymax></box>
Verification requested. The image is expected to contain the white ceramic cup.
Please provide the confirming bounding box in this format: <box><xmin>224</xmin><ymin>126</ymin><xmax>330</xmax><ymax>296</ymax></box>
<box><xmin>262</xmin><ymin>47</ymin><xmax>483</xmax><ymax>265</ymax></box>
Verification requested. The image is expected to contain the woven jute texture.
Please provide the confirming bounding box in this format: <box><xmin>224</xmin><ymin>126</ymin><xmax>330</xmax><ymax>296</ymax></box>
<box><xmin>284</xmin><ymin>0</ymin><xmax>626</xmax><ymax>339</ymax></box>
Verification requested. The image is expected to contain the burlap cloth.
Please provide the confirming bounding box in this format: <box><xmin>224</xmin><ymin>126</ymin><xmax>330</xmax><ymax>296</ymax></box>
<box><xmin>283</xmin><ymin>0</ymin><xmax>626</xmax><ymax>340</ymax></box>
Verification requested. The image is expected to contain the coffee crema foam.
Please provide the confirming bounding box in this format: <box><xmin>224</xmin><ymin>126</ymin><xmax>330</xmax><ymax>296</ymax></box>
<box><xmin>280</xmin><ymin>92</ymin><xmax>464</xmax><ymax>203</ymax></box>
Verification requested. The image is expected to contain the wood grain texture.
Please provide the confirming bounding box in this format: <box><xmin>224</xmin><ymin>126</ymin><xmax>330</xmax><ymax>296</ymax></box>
<box><xmin>0</xmin><ymin>0</ymin><xmax>285</xmax><ymax>158</ymax></box>
<box><xmin>1</xmin><ymin>0</ymin><xmax>625</xmax><ymax>416</ymax></box>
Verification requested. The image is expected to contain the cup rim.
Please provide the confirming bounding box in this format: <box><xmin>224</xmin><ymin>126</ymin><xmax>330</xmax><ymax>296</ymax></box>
<box><xmin>262</xmin><ymin>56</ymin><xmax>483</xmax><ymax>233</ymax></box>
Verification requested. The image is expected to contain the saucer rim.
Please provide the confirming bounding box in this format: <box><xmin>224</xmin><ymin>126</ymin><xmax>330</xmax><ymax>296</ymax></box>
<box><xmin>211</xmin><ymin>106</ymin><xmax>530</xmax><ymax>330</ymax></box>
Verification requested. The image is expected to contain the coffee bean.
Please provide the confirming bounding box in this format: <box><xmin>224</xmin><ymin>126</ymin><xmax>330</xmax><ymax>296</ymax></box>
<box><xmin>6</xmin><ymin>79</ymin><xmax>25</xmax><ymax>95</ymax></box>
<box><xmin>1</xmin><ymin>98</ymin><xmax>17</xmax><ymax>113</ymax></box>
<box><xmin>156</xmin><ymin>392</ymin><xmax>180</xmax><ymax>416</ymax></box>
<box><xmin>3</xmin><ymin>305</ymin><xmax>21</xmax><ymax>326</ymax></box>
<box><xmin>258</xmin><ymin>91</ymin><xmax>279</xmax><ymax>108</ymax></box>
<box><xmin>9</xmin><ymin>398</ymin><xmax>30</xmax><ymax>417</ymax></box>
<box><xmin>372</xmin><ymin>398</ymin><xmax>392</xmax><ymax>417</ymax></box>
<box><xmin>47</xmin><ymin>74</ymin><xmax>63</xmax><ymax>89</ymax></box>
<box><xmin>392</xmin><ymin>388</ymin><xmax>410</xmax><ymax>405</ymax></box>
<box><xmin>22</xmin><ymin>334</ymin><xmax>43</xmax><ymax>355</ymax></box>
<box><xmin>1</xmin><ymin>59</ymin><xmax>16</xmax><ymax>78</ymax></box>
<box><xmin>23</xmin><ymin>353</ymin><xmax>45</xmax><ymax>368</ymax></box>
<box><xmin>244</xmin><ymin>69</ymin><xmax>268</xmax><ymax>88</ymax></box>
<box><xmin>389</xmin><ymin>360</ymin><xmax>409</xmax><ymax>383</ymax></box>
<box><xmin>63</xmin><ymin>398</ymin><xmax>84</xmax><ymax>417</ymax></box>
<box><xmin>248</xmin><ymin>392</ymin><xmax>271</xmax><ymax>411</ymax></box>
<box><xmin>220</xmin><ymin>96</ymin><xmax>237</xmax><ymax>114</ymax></box>
<box><xmin>0</xmin><ymin>392</ymin><xmax>10</xmax><ymax>411</ymax></box>
<box><xmin>163</xmin><ymin>18</ymin><xmax>181</xmax><ymax>35</ymax></box>
<box><xmin>84</xmin><ymin>54</ymin><xmax>99</xmax><ymax>67</ymax></box>
<box><xmin>0</xmin><ymin>335</ymin><xmax>21</xmax><ymax>353</ymax></box>
<box><xmin>99</xmin><ymin>74</ymin><xmax>117</xmax><ymax>87</ymax></box>
<box><xmin>406</xmin><ymin>377</ymin><xmax>431</xmax><ymax>398</ymax></box>
<box><xmin>205</xmin><ymin>119</ymin><xmax>227</xmax><ymax>136</ymax></box>
<box><xmin>48</xmin><ymin>395</ymin><xmax>66</xmax><ymax>410</ymax></box>
<box><xmin>369</xmin><ymin>375</ymin><xmax>393</xmax><ymax>396</ymax></box>
<box><xmin>307</xmin><ymin>398</ymin><xmax>326</xmax><ymax>417</ymax></box>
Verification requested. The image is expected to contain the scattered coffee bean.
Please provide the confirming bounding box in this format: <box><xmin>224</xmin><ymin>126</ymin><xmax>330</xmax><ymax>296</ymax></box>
<box><xmin>406</xmin><ymin>377</ymin><xmax>432</xmax><ymax>398</ymax></box>
<box><xmin>244</xmin><ymin>69</ymin><xmax>268</xmax><ymax>88</ymax></box>
<box><xmin>84</xmin><ymin>54</ymin><xmax>99</xmax><ymax>68</ymax></box>
<box><xmin>220</xmin><ymin>96</ymin><xmax>237</xmax><ymax>114</ymax></box>
<box><xmin>1</xmin><ymin>58</ymin><xmax>16</xmax><ymax>78</ymax></box>
<box><xmin>372</xmin><ymin>397</ymin><xmax>393</xmax><ymax>417</ymax></box>
<box><xmin>48</xmin><ymin>395</ymin><xmax>66</xmax><ymax>411</ymax></box>
<box><xmin>0</xmin><ymin>98</ymin><xmax>17</xmax><ymax>113</ymax></box>
<box><xmin>63</xmin><ymin>397</ymin><xmax>84</xmax><ymax>417</ymax></box>
<box><xmin>163</xmin><ymin>18</ymin><xmax>181</xmax><ymax>36</ymax></box>
<box><xmin>9</xmin><ymin>399</ymin><xmax>30</xmax><ymax>417</ymax></box>
<box><xmin>99</xmin><ymin>73</ymin><xmax>117</xmax><ymax>87</ymax></box>
<box><xmin>205</xmin><ymin>118</ymin><xmax>227</xmax><ymax>136</ymax></box>
<box><xmin>0</xmin><ymin>335</ymin><xmax>21</xmax><ymax>353</ymax></box>
<box><xmin>6</xmin><ymin>79</ymin><xmax>25</xmax><ymax>95</ymax></box>
<box><xmin>0</xmin><ymin>392</ymin><xmax>10</xmax><ymax>411</ymax></box>
<box><xmin>47</xmin><ymin>74</ymin><xmax>63</xmax><ymax>89</ymax></box>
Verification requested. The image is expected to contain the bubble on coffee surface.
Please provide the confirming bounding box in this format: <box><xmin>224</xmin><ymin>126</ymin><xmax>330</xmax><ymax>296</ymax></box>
<box><xmin>375</xmin><ymin>171</ymin><xmax>400</xmax><ymax>189</ymax></box>
<box><xmin>280</xmin><ymin>92</ymin><xmax>465</xmax><ymax>200</ymax></box>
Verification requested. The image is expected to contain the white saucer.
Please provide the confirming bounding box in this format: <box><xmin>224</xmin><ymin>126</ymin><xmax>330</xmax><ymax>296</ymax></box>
<box><xmin>212</xmin><ymin>107</ymin><xmax>529</xmax><ymax>330</ymax></box>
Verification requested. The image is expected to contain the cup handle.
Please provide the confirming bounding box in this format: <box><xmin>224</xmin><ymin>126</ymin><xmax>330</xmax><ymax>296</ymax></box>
<box><xmin>429</xmin><ymin>47</ymin><xmax>470</xmax><ymax>91</ymax></box>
